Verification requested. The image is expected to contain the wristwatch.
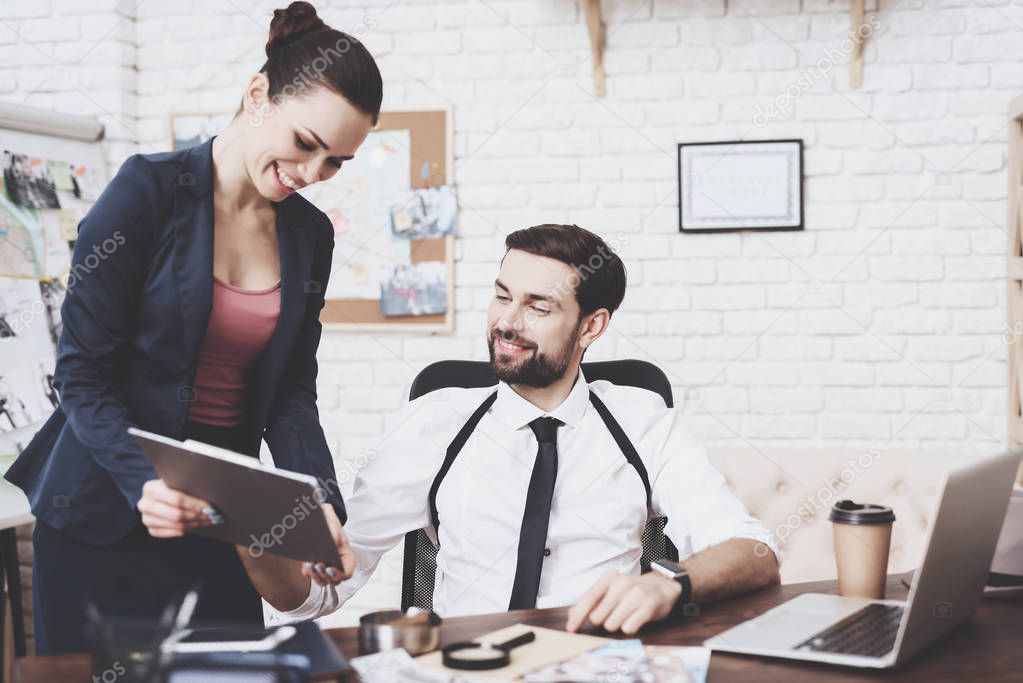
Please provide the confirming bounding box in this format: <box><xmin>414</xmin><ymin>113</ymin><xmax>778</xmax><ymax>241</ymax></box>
<box><xmin>650</xmin><ymin>559</ymin><xmax>692</xmax><ymax>616</ymax></box>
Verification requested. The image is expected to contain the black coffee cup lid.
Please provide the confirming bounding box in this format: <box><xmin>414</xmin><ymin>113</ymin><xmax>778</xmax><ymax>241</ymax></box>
<box><xmin>830</xmin><ymin>500</ymin><xmax>895</xmax><ymax>525</ymax></box>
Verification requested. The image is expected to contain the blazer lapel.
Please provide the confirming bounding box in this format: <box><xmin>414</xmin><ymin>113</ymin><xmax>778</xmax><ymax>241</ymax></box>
<box><xmin>173</xmin><ymin>139</ymin><xmax>215</xmax><ymax>376</ymax></box>
<box><xmin>249</xmin><ymin>196</ymin><xmax>318</xmax><ymax>430</ymax></box>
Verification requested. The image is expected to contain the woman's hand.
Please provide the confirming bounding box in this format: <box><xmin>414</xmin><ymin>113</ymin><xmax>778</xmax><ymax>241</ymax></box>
<box><xmin>302</xmin><ymin>504</ymin><xmax>356</xmax><ymax>587</ymax></box>
<box><xmin>137</xmin><ymin>478</ymin><xmax>219</xmax><ymax>538</ymax></box>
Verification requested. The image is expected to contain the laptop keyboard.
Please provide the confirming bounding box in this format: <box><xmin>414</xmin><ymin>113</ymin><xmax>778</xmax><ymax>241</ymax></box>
<box><xmin>794</xmin><ymin>603</ymin><xmax>903</xmax><ymax>658</ymax></box>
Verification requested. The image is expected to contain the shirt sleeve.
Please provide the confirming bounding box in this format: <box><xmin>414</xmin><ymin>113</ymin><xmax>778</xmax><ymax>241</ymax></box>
<box><xmin>265</xmin><ymin>580</ymin><xmax>340</xmax><ymax>625</ymax></box>
<box><xmin>266</xmin><ymin>393</ymin><xmax>450</xmax><ymax>622</ymax></box>
<box><xmin>644</xmin><ymin>407</ymin><xmax>783</xmax><ymax>567</ymax></box>
<box><xmin>268</xmin><ymin>394</ymin><xmax>452</xmax><ymax>625</ymax></box>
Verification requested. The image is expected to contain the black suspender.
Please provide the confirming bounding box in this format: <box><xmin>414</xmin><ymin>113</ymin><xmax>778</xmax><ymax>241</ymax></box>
<box><xmin>427</xmin><ymin>388</ymin><xmax>653</xmax><ymax>539</ymax></box>
<box><xmin>428</xmin><ymin>390</ymin><xmax>498</xmax><ymax>532</ymax></box>
<box><xmin>586</xmin><ymin>390</ymin><xmax>653</xmax><ymax>513</ymax></box>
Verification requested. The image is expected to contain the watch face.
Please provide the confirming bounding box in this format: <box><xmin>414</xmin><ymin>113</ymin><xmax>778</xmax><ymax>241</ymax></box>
<box><xmin>654</xmin><ymin>559</ymin><xmax>683</xmax><ymax>576</ymax></box>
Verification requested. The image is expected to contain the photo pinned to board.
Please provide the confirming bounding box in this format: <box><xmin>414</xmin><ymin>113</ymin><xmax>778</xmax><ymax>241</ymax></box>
<box><xmin>70</xmin><ymin>163</ymin><xmax>104</xmax><ymax>201</ymax></box>
<box><xmin>39</xmin><ymin>209</ymin><xmax>73</xmax><ymax>276</ymax></box>
<box><xmin>379</xmin><ymin>261</ymin><xmax>447</xmax><ymax>317</ymax></box>
<box><xmin>38</xmin><ymin>276</ymin><xmax>66</xmax><ymax>348</ymax></box>
<box><xmin>389</xmin><ymin>186</ymin><xmax>457</xmax><ymax>240</ymax></box>
<box><xmin>0</xmin><ymin>278</ymin><xmax>49</xmax><ymax>348</ymax></box>
<box><xmin>3</xmin><ymin>151</ymin><xmax>61</xmax><ymax>209</ymax></box>
<box><xmin>56</xmin><ymin>209</ymin><xmax>79</xmax><ymax>241</ymax></box>
<box><xmin>0</xmin><ymin>194</ymin><xmax>46</xmax><ymax>279</ymax></box>
<box><xmin>0</xmin><ymin>357</ymin><xmax>57</xmax><ymax>432</ymax></box>
<box><xmin>48</xmin><ymin>160</ymin><xmax>75</xmax><ymax>192</ymax></box>
<box><xmin>52</xmin><ymin>192</ymin><xmax>89</xmax><ymax>241</ymax></box>
<box><xmin>0</xmin><ymin>276</ymin><xmax>58</xmax><ymax>431</ymax></box>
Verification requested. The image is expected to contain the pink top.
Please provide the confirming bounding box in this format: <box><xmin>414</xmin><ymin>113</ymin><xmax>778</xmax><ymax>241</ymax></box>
<box><xmin>187</xmin><ymin>276</ymin><xmax>281</xmax><ymax>427</ymax></box>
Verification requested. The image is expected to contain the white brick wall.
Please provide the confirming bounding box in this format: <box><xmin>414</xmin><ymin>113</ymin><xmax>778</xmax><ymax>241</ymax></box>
<box><xmin>3</xmin><ymin>0</ymin><xmax>1018</xmax><ymax>626</ymax></box>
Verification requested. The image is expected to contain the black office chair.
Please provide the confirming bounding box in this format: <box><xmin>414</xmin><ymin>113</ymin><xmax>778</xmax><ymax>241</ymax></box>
<box><xmin>400</xmin><ymin>359</ymin><xmax>680</xmax><ymax>611</ymax></box>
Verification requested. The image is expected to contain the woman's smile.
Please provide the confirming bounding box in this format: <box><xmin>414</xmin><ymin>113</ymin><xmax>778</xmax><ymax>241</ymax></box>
<box><xmin>271</xmin><ymin>160</ymin><xmax>302</xmax><ymax>195</ymax></box>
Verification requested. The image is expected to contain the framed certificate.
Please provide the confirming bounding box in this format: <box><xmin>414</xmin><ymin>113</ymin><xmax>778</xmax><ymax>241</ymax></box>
<box><xmin>678</xmin><ymin>139</ymin><xmax>803</xmax><ymax>233</ymax></box>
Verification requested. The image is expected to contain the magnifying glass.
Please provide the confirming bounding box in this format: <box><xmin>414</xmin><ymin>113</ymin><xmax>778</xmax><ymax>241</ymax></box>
<box><xmin>441</xmin><ymin>631</ymin><xmax>536</xmax><ymax>671</ymax></box>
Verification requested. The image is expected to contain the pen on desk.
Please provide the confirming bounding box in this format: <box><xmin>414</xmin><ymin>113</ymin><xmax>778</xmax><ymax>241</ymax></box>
<box><xmin>171</xmin><ymin>588</ymin><xmax>199</xmax><ymax>635</ymax></box>
<box><xmin>146</xmin><ymin>586</ymin><xmax>200</xmax><ymax>678</ymax></box>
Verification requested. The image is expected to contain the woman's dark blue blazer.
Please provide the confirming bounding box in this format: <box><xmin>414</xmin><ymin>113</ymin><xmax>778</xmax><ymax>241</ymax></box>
<box><xmin>5</xmin><ymin>137</ymin><xmax>346</xmax><ymax>546</ymax></box>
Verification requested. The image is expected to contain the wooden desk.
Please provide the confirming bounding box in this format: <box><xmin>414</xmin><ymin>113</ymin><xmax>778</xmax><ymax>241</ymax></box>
<box><xmin>15</xmin><ymin>573</ymin><xmax>1023</xmax><ymax>682</ymax></box>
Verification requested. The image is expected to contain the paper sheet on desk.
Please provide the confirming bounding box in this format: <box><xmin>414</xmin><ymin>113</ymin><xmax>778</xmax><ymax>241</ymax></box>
<box><xmin>352</xmin><ymin>649</ymin><xmax>481</xmax><ymax>683</ymax></box>
<box><xmin>415</xmin><ymin>624</ymin><xmax>612</xmax><ymax>680</ymax></box>
<box><xmin>525</xmin><ymin>640</ymin><xmax>711</xmax><ymax>683</ymax></box>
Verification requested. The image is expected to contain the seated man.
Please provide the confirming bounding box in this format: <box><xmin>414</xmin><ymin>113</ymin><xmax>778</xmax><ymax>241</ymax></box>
<box><xmin>241</xmin><ymin>223</ymin><xmax>781</xmax><ymax>634</ymax></box>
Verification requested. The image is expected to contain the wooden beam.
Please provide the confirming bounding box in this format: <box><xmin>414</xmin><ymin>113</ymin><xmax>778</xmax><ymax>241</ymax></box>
<box><xmin>1008</xmin><ymin>257</ymin><xmax>1023</xmax><ymax>281</ymax></box>
<box><xmin>850</xmin><ymin>0</ymin><xmax>865</xmax><ymax>89</ymax></box>
<box><xmin>584</xmin><ymin>0</ymin><xmax>606</xmax><ymax>97</ymax></box>
<box><xmin>1010</xmin><ymin>92</ymin><xmax>1023</xmax><ymax>121</ymax></box>
<box><xmin>1008</xmin><ymin>101</ymin><xmax>1023</xmax><ymax>484</ymax></box>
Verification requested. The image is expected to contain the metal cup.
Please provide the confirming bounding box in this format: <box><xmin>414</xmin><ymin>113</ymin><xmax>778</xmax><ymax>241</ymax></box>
<box><xmin>357</xmin><ymin>609</ymin><xmax>442</xmax><ymax>656</ymax></box>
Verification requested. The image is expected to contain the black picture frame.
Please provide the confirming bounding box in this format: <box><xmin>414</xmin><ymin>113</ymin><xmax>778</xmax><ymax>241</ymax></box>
<box><xmin>677</xmin><ymin>139</ymin><xmax>804</xmax><ymax>234</ymax></box>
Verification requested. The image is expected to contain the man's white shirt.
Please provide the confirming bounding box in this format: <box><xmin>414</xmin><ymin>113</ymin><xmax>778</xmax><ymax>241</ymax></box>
<box><xmin>269</xmin><ymin>370</ymin><xmax>780</xmax><ymax>623</ymax></box>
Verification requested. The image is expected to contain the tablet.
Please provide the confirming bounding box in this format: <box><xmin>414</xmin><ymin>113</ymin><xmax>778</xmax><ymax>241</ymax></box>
<box><xmin>129</xmin><ymin>427</ymin><xmax>341</xmax><ymax>567</ymax></box>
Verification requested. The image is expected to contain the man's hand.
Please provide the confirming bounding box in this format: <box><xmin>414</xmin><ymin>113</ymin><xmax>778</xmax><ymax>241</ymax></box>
<box><xmin>566</xmin><ymin>571</ymin><xmax>682</xmax><ymax>635</ymax></box>
<box><xmin>137</xmin><ymin>478</ymin><xmax>218</xmax><ymax>537</ymax></box>
<box><xmin>301</xmin><ymin>504</ymin><xmax>356</xmax><ymax>587</ymax></box>
<box><xmin>566</xmin><ymin>539</ymin><xmax>779</xmax><ymax>636</ymax></box>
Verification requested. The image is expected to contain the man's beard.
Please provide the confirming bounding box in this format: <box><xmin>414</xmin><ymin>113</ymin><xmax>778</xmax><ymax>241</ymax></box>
<box><xmin>487</xmin><ymin>326</ymin><xmax>578</xmax><ymax>388</ymax></box>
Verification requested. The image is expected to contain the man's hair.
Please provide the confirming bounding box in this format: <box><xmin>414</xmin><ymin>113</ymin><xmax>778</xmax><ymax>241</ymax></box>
<box><xmin>504</xmin><ymin>224</ymin><xmax>627</xmax><ymax>317</ymax></box>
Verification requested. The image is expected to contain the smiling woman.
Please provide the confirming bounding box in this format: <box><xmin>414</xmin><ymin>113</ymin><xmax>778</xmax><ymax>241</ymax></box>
<box><xmin>4</xmin><ymin>1</ymin><xmax>382</xmax><ymax>656</ymax></box>
<box><xmin>219</xmin><ymin>0</ymin><xmax>381</xmax><ymax>205</ymax></box>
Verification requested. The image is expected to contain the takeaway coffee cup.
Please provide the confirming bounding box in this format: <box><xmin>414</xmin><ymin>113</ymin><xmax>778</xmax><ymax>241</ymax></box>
<box><xmin>830</xmin><ymin>500</ymin><xmax>896</xmax><ymax>599</ymax></box>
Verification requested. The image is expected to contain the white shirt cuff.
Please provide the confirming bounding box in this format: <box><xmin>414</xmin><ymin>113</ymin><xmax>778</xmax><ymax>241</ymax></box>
<box><xmin>265</xmin><ymin>580</ymin><xmax>340</xmax><ymax>625</ymax></box>
<box><xmin>735</xmin><ymin>529</ymin><xmax>784</xmax><ymax>568</ymax></box>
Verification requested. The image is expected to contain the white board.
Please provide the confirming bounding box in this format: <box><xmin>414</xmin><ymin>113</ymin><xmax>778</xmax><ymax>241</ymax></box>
<box><xmin>0</xmin><ymin>119</ymin><xmax>108</xmax><ymax>453</ymax></box>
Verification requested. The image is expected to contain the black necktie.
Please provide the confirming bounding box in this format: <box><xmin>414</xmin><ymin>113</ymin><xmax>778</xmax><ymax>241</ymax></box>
<box><xmin>508</xmin><ymin>416</ymin><xmax>563</xmax><ymax>610</ymax></box>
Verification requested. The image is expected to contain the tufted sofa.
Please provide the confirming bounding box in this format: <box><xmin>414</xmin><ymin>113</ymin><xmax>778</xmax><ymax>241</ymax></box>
<box><xmin>707</xmin><ymin>448</ymin><xmax>979</xmax><ymax>584</ymax></box>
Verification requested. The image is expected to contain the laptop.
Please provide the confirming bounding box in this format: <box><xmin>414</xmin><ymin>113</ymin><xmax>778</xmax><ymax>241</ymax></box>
<box><xmin>704</xmin><ymin>449</ymin><xmax>1022</xmax><ymax>668</ymax></box>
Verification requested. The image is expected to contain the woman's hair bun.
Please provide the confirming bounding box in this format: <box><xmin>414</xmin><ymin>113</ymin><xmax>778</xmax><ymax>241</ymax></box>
<box><xmin>257</xmin><ymin>0</ymin><xmax>383</xmax><ymax>123</ymax></box>
<box><xmin>266</xmin><ymin>1</ymin><xmax>326</xmax><ymax>57</ymax></box>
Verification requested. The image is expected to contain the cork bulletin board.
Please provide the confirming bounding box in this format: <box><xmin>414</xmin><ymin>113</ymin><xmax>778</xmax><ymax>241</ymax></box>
<box><xmin>321</xmin><ymin>108</ymin><xmax>455</xmax><ymax>333</ymax></box>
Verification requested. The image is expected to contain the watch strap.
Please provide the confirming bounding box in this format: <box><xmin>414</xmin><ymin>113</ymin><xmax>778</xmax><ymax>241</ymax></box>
<box><xmin>651</xmin><ymin>560</ymin><xmax>693</xmax><ymax>615</ymax></box>
<box><xmin>668</xmin><ymin>570</ymin><xmax>693</xmax><ymax>618</ymax></box>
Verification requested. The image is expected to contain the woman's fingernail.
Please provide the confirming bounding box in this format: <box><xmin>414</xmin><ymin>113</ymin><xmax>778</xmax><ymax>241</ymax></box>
<box><xmin>313</xmin><ymin>565</ymin><xmax>325</xmax><ymax>574</ymax></box>
<box><xmin>326</xmin><ymin>567</ymin><xmax>338</xmax><ymax>578</ymax></box>
<box><xmin>202</xmin><ymin>506</ymin><xmax>220</xmax><ymax>517</ymax></box>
